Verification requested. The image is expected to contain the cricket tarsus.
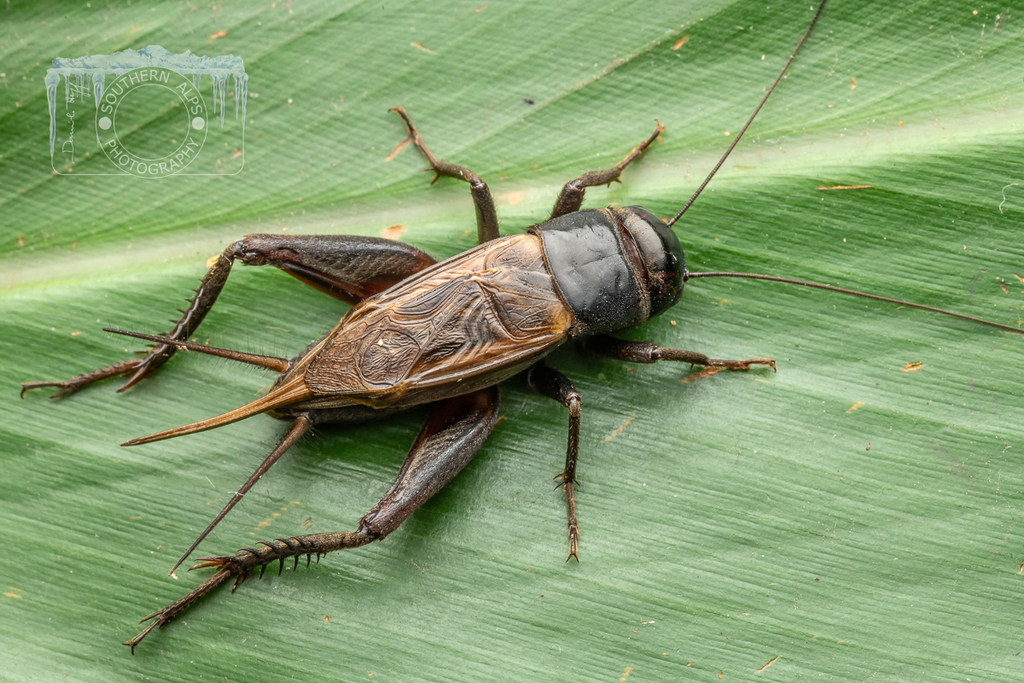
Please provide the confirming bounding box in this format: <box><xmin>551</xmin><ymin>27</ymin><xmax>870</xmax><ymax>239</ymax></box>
<box><xmin>588</xmin><ymin>335</ymin><xmax>777</xmax><ymax>371</ymax></box>
<box><xmin>686</xmin><ymin>270</ymin><xmax>1024</xmax><ymax>334</ymax></box>
<box><xmin>20</xmin><ymin>359</ymin><xmax>147</xmax><ymax>399</ymax></box>
<box><xmin>124</xmin><ymin>566</ymin><xmax>234</xmax><ymax>654</ymax></box>
<box><xmin>125</xmin><ymin>533</ymin><xmax>370</xmax><ymax>653</ymax></box>
<box><xmin>22</xmin><ymin>255</ymin><xmax>236</xmax><ymax>398</ymax></box>
<box><xmin>666</xmin><ymin>0</ymin><xmax>829</xmax><ymax>228</ymax></box>
<box><xmin>21</xmin><ymin>326</ymin><xmax>290</xmax><ymax>398</ymax></box>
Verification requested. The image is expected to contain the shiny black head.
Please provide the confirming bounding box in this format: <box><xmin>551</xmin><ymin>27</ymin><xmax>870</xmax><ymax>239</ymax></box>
<box><xmin>615</xmin><ymin>207</ymin><xmax>685</xmax><ymax>317</ymax></box>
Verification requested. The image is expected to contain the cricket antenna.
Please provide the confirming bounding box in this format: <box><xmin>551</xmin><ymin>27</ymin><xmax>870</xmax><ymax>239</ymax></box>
<box><xmin>666</xmin><ymin>0</ymin><xmax>828</xmax><ymax>228</ymax></box>
<box><xmin>683</xmin><ymin>269</ymin><xmax>1024</xmax><ymax>334</ymax></box>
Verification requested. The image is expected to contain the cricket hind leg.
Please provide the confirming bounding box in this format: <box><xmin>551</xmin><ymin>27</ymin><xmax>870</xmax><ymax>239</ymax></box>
<box><xmin>390</xmin><ymin>106</ymin><xmax>501</xmax><ymax>245</ymax></box>
<box><xmin>587</xmin><ymin>335</ymin><xmax>776</xmax><ymax>372</ymax></box>
<box><xmin>526</xmin><ymin>362</ymin><xmax>582</xmax><ymax>562</ymax></box>
<box><xmin>124</xmin><ymin>386</ymin><xmax>500</xmax><ymax>653</ymax></box>
<box><xmin>20</xmin><ymin>250</ymin><xmax>235</xmax><ymax>398</ymax></box>
<box><xmin>237</xmin><ymin>233</ymin><xmax>435</xmax><ymax>304</ymax></box>
<box><xmin>549</xmin><ymin>122</ymin><xmax>664</xmax><ymax>219</ymax></box>
<box><xmin>21</xmin><ymin>234</ymin><xmax>436</xmax><ymax>398</ymax></box>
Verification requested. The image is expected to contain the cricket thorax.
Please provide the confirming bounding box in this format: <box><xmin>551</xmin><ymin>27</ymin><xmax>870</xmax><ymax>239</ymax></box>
<box><xmin>532</xmin><ymin>207</ymin><xmax>683</xmax><ymax>337</ymax></box>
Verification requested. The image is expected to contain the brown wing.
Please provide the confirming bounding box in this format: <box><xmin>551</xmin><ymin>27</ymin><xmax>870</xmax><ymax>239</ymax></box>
<box><xmin>301</xmin><ymin>233</ymin><xmax>572</xmax><ymax>408</ymax></box>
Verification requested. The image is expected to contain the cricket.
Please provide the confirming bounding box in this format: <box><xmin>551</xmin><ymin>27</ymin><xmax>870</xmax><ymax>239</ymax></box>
<box><xmin>19</xmin><ymin>0</ymin><xmax>1021</xmax><ymax>655</ymax></box>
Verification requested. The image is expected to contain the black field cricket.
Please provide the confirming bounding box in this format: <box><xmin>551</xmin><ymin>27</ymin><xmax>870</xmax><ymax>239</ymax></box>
<box><xmin>21</xmin><ymin>0</ymin><xmax>1022</xmax><ymax>653</ymax></box>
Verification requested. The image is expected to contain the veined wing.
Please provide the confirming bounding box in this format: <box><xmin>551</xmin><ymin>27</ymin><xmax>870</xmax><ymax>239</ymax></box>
<box><xmin>303</xmin><ymin>233</ymin><xmax>572</xmax><ymax>407</ymax></box>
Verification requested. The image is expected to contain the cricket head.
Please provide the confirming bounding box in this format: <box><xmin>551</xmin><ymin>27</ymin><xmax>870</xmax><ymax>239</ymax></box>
<box><xmin>615</xmin><ymin>206</ymin><xmax>685</xmax><ymax>318</ymax></box>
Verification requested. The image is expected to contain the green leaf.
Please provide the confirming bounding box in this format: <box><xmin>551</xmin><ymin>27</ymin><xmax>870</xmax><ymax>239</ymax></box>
<box><xmin>3</xmin><ymin>1</ymin><xmax>1022</xmax><ymax>681</ymax></box>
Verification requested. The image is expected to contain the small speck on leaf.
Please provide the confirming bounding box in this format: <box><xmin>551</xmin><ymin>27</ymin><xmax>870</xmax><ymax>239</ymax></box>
<box><xmin>681</xmin><ymin>367</ymin><xmax>722</xmax><ymax>383</ymax></box>
<box><xmin>410</xmin><ymin>42</ymin><xmax>437</xmax><ymax>54</ymax></box>
<box><xmin>503</xmin><ymin>191</ymin><xmax>523</xmax><ymax>206</ymax></box>
<box><xmin>902</xmin><ymin>361</ymin><xmax>924</xmax><ymax>372</ymax></box>
<box><xmin>382</xmin><ymin>224</ymin><xmax>406</xmax><ymax>239</ymax></box>
<box><xmin>817</xmin><ymin>184</ymin><xmax>871</xmax><ymax>191</ymax></box>
<box><xmin>603</xmin><ymin>413</ymin><xmax>635</xmax><ymax>442</ymax></box>
<box><xmin>384</xmin><ymin>137</ymin><xmax>411</xmax><ymax>162</ymax></box>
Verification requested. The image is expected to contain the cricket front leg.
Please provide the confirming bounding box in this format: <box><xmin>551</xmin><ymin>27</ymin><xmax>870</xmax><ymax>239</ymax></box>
<box><xmin>22</xmin><ymin>234</ymin><xmax>435</xmax><ymax>398</ymax></box>
<box><xmin>587</xmin><ymin>335</ymin><xmax>776</xmax><ymax>372</ymax></box>
<box><xmin>125</xmin><ymin>386</ymin><xmax>500</xmax><ymax>653</ymax></box>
